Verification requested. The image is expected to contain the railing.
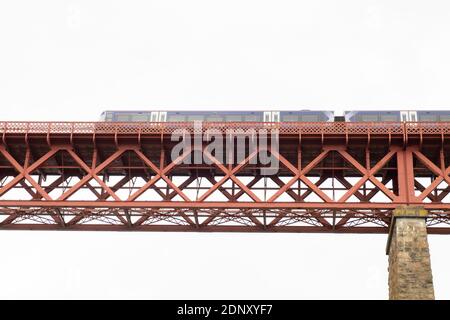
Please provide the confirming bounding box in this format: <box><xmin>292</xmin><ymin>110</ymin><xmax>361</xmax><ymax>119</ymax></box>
<box><xmin>0</xmin><ymin>121</ymin><xmax>449</xmax><ymax>135</ymax></box>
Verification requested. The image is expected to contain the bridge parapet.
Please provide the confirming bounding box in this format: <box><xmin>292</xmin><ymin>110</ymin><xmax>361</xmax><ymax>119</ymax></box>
<box><xmin>1</xmin><ymin>121</ymin><xmax>447</xmax><ymax>135</ymax></box>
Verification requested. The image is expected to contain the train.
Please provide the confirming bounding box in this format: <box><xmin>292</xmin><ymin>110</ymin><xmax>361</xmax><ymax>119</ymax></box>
<box><xmin>99</xmin><ymin>110</ymin><xmax>450</xmax><ymax>122</ymax></box>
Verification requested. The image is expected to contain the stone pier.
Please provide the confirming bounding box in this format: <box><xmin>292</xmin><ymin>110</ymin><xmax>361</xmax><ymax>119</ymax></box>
<box><xmin>386</xmin><ymin>206</ymin><xmax>435</xmax><ymax>300</ymax></box>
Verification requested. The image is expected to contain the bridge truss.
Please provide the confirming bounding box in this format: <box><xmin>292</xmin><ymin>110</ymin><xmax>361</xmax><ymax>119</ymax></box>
<box><xmin>1</xmin><ymin>121</ymin><xmax>450</xmax><ymax>233</ymax></box>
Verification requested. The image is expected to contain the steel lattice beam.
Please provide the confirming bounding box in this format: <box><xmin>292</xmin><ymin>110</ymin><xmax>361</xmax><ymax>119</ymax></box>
<box><xmin>0</xmin><ymin>121</ymin><xmax>450</xmax><ymax>233</ymax></box>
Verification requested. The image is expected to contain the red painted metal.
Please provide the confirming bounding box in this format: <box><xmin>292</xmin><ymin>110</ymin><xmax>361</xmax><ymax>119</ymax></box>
<box><xmin>0</xmin><ymin>121</ymin><xmax>450</xmax><ymax>233</ymax></box>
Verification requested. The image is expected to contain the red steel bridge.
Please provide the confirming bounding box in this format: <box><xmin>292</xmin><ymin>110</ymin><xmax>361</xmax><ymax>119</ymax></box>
<box><xmin>0</xmin><ymin>121</ymin><xmax>450</xmax><ymax>233</ymax></box>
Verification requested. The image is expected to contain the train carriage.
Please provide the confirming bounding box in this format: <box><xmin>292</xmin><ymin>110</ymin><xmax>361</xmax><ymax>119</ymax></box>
<box><xmin>345</xmin><ymin>110</ymin><xmax>450</xmax><ymax>122</ymax></box>
<box><xmin>100</xmin><ymin>110</ymin><xmax>335</xmax><ymax>123</ymax></box>
<box><xmin>100</xmin><ymin>110</ymin><xmax>450</xmax><ymax>123</ymax></box>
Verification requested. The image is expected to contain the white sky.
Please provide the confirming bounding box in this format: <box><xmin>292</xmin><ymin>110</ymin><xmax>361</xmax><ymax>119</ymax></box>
<box><xmin>0</xmin><ymin>0</ymin><xmax>450</xmax><ymax>299</ymax></box>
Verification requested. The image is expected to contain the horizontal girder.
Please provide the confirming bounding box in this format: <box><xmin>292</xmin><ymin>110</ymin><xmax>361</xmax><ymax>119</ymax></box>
<box><xmin>0</xmin><ymin>121</ymin><xmax>450</xmax><ymax>233</ymax></box>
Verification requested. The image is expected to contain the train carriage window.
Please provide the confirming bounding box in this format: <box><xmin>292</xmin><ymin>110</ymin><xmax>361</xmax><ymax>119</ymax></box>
<box><xmin>105</xmin><ymin>112</ymin><xmax>113</xmax><ymax>121</ymax></box>
<box><xmin>225</xmin><ymin>115</ymin><xmax>242</xmax><ymax>122</ymax></box>
<box><xmin>421</xmin><ymin>114</ymin><xmax>437</xmax><ymax>122</ymax></box>
<box><xmin>168</xmin><ymin>115</ymin><xmax>186</xmax><ymax>122</ymax></box>
<box><xmin>360</xmin><ymin>114</ymin><xmax>379</xmax><ymax>122</ymax></box>
<box><xmin>380</xmin><ymin>114</ymin><xmax>398</xmax><ymax>122</ymax></box>
<box><xmin>116</xmin><ymin>114</ymin><xmax>131</xmax><ymax>122</ymax></box>
<box><xmin>300</xmin><ymin>115</ymin><xmax>319</xmax><ymax>122</ymax></box>
<box><xmin>244</xmin><ymin>115</ymin><xmax>260</xmax><ymax>122</ymax></box>
<box><xmin>282</xmin><ymin>115</ymin><xmax>299</xmax><ymax>122</ymax></box>
<box><xmin>132</xmin><ymin>113</ymin><xmax>149</xmax><ymax>122</ymax></box>
<box><xmin>206</xmin><ymin>115</ymin><xmax>224</xmax><ymax>121</ymax></box>
<box><xmin>187</xmin><ymin>115</ymin><xmax>204</xmax><ymax>121</ymax></box>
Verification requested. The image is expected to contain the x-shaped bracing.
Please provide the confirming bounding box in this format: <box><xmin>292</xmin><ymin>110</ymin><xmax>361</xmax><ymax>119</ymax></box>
<box><xmin>414</xmin><ymin>150</ymin><xmax>450</xmax><ymax>202</ymax></box>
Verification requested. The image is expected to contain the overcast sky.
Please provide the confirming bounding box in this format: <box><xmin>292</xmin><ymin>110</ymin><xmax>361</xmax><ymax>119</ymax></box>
<box><xmin>0</xmin><ymin>0</ymin><xmax>450</xmax><ymax>299</ymax></box>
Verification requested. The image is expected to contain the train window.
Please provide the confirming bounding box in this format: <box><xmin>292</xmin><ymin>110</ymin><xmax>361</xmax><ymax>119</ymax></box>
<box><xmin>440</xmin><ymin>115</ymin><xmax>450</xmax><ymax>122</ymax></box>
<box><xmin>132</xmin><ymin>113</ymin><xmax>149</xmax><ymax>122</ymax></box>
<box><xmin>225</xmin><ymin>115</ymin><xmax>242</xmax><ymax>122</ymax></box>
<box><xmin>187</xmin><ymin>115</ymin><xmax>204</xmax><ymax>121</ymax></box>
<box><xmin>168</xmin><ymin>115</ymin><xmax>186</xmax><ymax>122</ymax></box>
<box><xmin>282</xmin><ymin>115</ymin><xmax>299</xmax><ymax>122</ymax></box>
<box><xmin>300</xmin><ymin>115</ymin><xmax>319</xmax><ymax>122</ymax></box>
<box><xmin>206</xmin><ymin>116</ymin><xmax>224</xmax><ymax>122</ymax></box>
<box><xmin>116</xmin><ymin>114</ymin><xmax>130</xmax><ymax>122</ymax></box>
<box><xmin>244</xmin><ymin>115</ymin><xmax>260</xmax><ymax>122</ymax></box>
<box><xmin>105</xmin><ymin>112</ymin><xmax>114</xmax><ymax>121</ymax></box>
<box><xmin>380</xmin><ymin>114</ymin><xmax>398</xmax><ymax>122</ymax></box>
<box><xmin>421</xmin><ymin>115</ymin><xmax>437</xmax><ymax>121</ymax></box>
<box><xmin>360</xmin><ymin>114</ymin><xmax>379</xmax><ymax>122</ymax></box>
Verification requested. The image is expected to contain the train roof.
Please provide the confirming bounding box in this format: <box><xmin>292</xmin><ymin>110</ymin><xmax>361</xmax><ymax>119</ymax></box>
<box><xmin>344</xmin><ymin>110</ymin><xmax>450</xmax><ymax>113</ymax></box>
<box><xmin>101</xmin><ymin>109</ymin><xmax>334</xmax><ymax>113</ymax></box>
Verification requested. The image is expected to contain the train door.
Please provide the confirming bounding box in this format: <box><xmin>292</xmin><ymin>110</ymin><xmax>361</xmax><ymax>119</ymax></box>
<box><xmin>400</xmin><ymin>111</ymin><xmax>409</xmax><ymax>122</ymax></box>
<box><xmin>159</xmin><ymin>112</ymin><xmax>167</xmax><ymax>122</ymax></box>
<box><xmin>400</xmin><ymin>111</ymin><xmax>418</xmax><ymax>122</ymax></box>
<box><xmin>150</xmin><ymin>112</ymin><xmax>159</xmax><ymax>122</ymax></box>
<box><xmin>264</xmin><ymin>112</ymin><xmax>280</xmax><ymax>122</ymax></box>
<box><xmin>272</xmin><ymin>112</ymin><xmax>280</xmax><ymax>122</ymax></box>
